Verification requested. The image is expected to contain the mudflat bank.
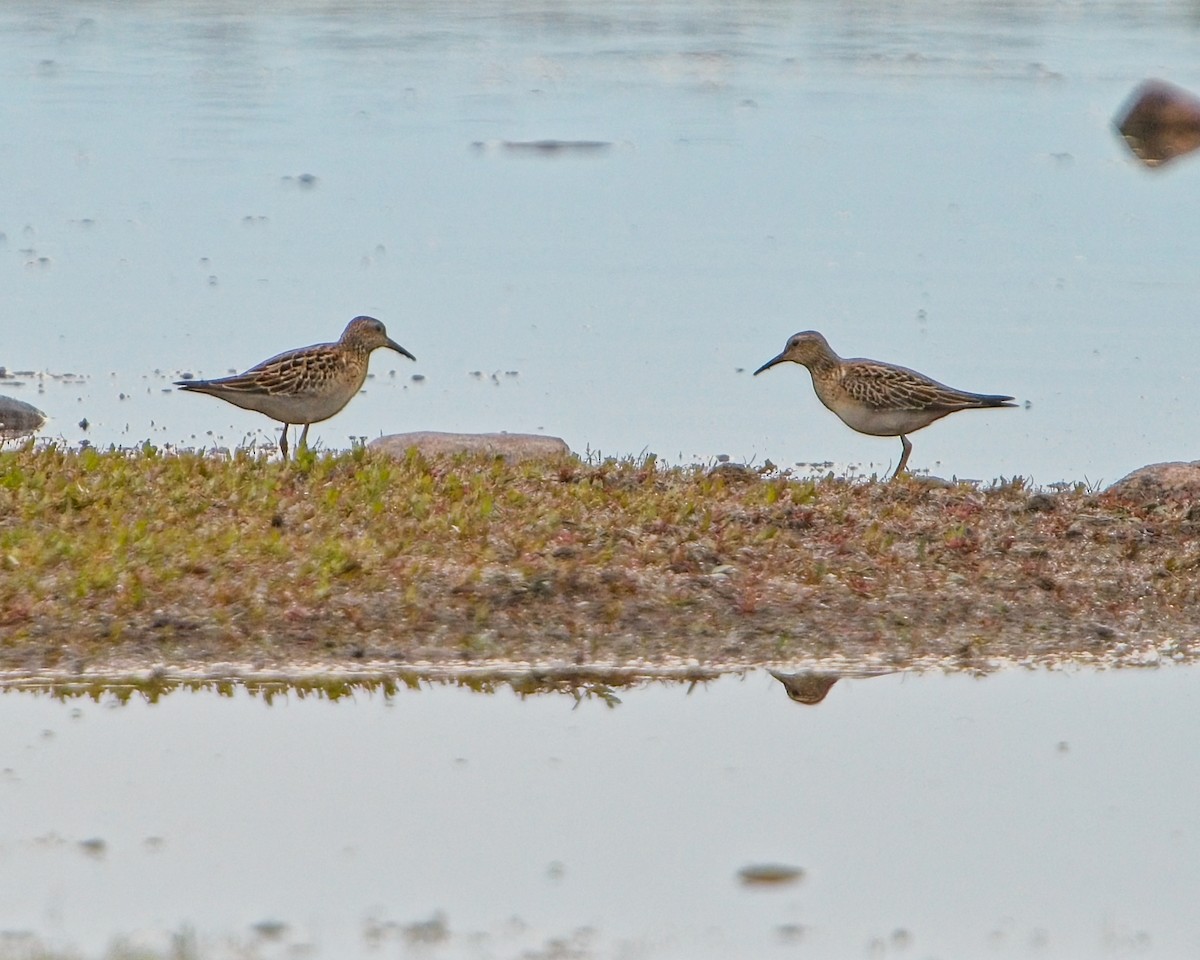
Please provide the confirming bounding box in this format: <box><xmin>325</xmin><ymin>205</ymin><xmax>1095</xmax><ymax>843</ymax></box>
<box><xmin>0</xmin><ymin>445</ymin><xmax>1196</xmax><ymax>682</ymax></box>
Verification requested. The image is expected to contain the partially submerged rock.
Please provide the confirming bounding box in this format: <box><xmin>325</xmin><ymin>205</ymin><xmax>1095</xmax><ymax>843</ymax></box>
<box><xmin>370</xmin><ymin>430</ymin><xmax>572</xmax><ymax>462</ymax></box>
<box><xmin>1108</xmin><ymin>460</ymin><xmax>1200</xmax><ymax>501</ymax></box>
<box><xmin>0</xmin><ymin>395</ymin><xmax>46</xmax><ymax>438</ymax></box>
<box><xmin>1115</xmin><ymin>79</ymin><xmax>1200</xmax><ymax>167</ymax></box>
<box><xmin>738</xmin><ymin>863</ymin><xmax>805</xmax><ymax>887</ymax></box>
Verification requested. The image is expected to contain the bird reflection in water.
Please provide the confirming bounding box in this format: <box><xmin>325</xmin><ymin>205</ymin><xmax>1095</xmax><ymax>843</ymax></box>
<box><xmin>768</xmin><ymin>668</ymin><xmax>893</xmax><ymax>706</ymax></box>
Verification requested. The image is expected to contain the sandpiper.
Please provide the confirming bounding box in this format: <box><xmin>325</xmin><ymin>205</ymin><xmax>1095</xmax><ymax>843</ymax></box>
<box><xmin>176</xmin><ymin>315</ymin><xmax>416</xmax><ymax>459</ymax></box>
<box><xmin>754</xmin><ymin>331</ymin><xmax>1014</xmax><ymax>479</ymax></box>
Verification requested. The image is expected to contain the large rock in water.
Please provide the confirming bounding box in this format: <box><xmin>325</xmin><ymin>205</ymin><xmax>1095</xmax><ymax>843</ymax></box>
<box><xmin>0</xmin><ymin>395</ymin><xmax>46</xmax><ymax>438</ymax></box>
<box><xmin>370</xmin><ymin>431</ymin><xmax>572</xmax><ymax>462</ymax></box>
<box><xmin>1107</xmin><ymin>461</ymin><xmax>1200</xmax><ymax>500</ymax></box>
<box><xmin>1114</xmin><ymin>79</ymin><xmax>1200</xmax><ymax>167</ymax></box>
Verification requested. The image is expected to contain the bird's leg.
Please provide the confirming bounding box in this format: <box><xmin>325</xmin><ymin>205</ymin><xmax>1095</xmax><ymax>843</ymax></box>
<box><xmin>297</xmin><ymin>423</ymin><xmax>310</xmax><ymax>455</ymax></box>
<box><xmin>891</xmin><ymin>435</ymin><xmax>913</xmax><ymax>481</ymax></box>
<box><xmin>279</xmin><ymin>425</ymin><xmax>290</xmax><ymax>461</ymax></box>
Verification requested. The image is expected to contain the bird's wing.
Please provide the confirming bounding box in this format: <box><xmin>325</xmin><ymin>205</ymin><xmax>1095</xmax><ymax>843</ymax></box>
<box><xmin>840</xmin><ymin>361</ymin><xmax>995</xmax><ymax>412</ymax></box>
<box><xmin>201</xmin><ymin>345</ymin><xmax>344</xmax><ymax>399</ymax></box>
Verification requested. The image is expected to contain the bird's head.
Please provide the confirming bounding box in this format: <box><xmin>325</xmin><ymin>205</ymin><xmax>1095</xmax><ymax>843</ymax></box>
<box><xmin>342</xmin><ymin>315</ymin><xmax>416</xmax><ymax>361</ymax></box>
<box><xmin>753</xmin><ymin>330</ymin><xmax>834</xmax><ymax>375</ymax></box>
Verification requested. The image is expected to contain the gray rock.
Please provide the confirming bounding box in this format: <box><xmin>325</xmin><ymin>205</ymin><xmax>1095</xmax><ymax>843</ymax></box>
<box><xmin>1108</xmin><ymin>461</ymin><xmax>1200</xmax><ymax>500</ymax></box>
<box><xmin>370</xmin><ymin>431</ymin><xmax>572</xmax><ymax>462</ymax></box>
<box><xmin>0</xmin><ymin>395</ymin><xmax>46</xmax><ymax>438</ymax></box>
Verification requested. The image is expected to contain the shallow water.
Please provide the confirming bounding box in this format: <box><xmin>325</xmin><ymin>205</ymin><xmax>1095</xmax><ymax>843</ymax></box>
<box><xmin>2</xmin><ymin>1</ymin><xmax>1199</xmax><ymax>482</ymax></box>
<box><xmin>2</xmin><ymin>667</ymin><xmax>1199</xmax><ymax>958</ymax></box>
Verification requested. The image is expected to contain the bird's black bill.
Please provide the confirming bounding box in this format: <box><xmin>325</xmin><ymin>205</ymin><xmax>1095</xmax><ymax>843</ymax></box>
<box><xmin>387</xmin><ymin>339</ymin><xmax>417</xmax><ymax>361</ymax></box>
<box><xmin>753</xmin><ymin>354</ymin><xmax>785</xmax><ymax>376</ymax></box>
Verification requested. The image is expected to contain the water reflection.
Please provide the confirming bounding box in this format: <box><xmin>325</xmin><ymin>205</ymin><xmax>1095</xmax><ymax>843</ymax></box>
<box><xmin>768</xmin><ymin>668</ymin><xmax>841</xmax><ymax>705</ymax></box>
<box><xmin>0</xmin><ymin>664</ymin><xmax>727</xmax><ymax>706</ymax></box>
<box><xmin>767</xmin><ymin>667</ymin><xmax>893</xmax><ymax>705</ymax></box>
<box><xmin>3</xmin><ymin>664</ymin><xmax>917</xmax><ymax>709</ymax></box>
<box><xmin>3</xmin><ymin>667</ymin><xmax>1200</xmax><ymax>959</ymax></box>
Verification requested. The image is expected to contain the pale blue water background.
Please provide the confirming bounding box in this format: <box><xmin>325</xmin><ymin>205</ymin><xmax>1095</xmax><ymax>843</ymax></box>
<box><xmin>2</xmin><ymin>668</ymin><xmax>1199</xmax><ymax>958</ymax></box>
<box><xmin>2</xmin><ymin>0</ymin><xmax>1199</xmax><ymax>481</ymax></box>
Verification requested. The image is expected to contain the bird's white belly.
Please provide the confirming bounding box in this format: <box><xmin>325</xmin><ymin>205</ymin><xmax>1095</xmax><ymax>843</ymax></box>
<box><xmin>225</xmin><ymin>387</ymin><xmax>357</xmax><ymax>424</ymax></box>
<box><xmin>819</xmin><ymin>396</ymin><xmax>942</xmax><ymax>437</ymax></box>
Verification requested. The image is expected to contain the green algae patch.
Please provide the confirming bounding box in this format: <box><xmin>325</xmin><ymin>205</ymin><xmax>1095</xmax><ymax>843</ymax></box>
<box><xmin>0</xmin><ymin>444</ymin><xmax>1196</xmax><ymax>678</ymax></box>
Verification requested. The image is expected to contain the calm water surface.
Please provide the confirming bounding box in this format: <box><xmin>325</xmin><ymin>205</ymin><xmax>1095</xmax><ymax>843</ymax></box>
<box><xmin>2</xmin><ymin>667</ymin><xmax>1199</xmax><ymax>959</ymax></box>
<box><xmin>2</xmin><ymin>1</ymin><xmax>1200</xmax><ymax>481</ymax></box>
